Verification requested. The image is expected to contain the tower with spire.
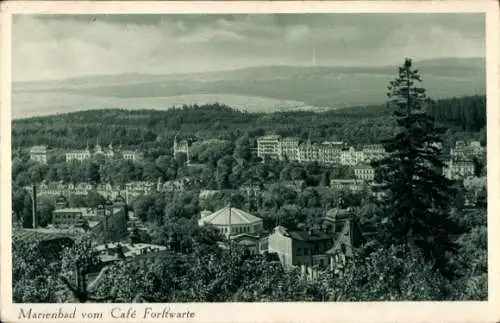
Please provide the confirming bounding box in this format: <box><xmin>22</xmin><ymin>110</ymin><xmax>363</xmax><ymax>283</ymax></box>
<box><xmin>95</xmin><ymin>138</ymin><xmax>103</xmax><ymax>155</ymax></box>
<box><xmin>311</xmin><ymin>34</ymin><xmax>317</xmax><ymax>67</ymax></box>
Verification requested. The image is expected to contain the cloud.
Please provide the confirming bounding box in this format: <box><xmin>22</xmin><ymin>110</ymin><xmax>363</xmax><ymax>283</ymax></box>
<box><xmin>12</xmin><ymin>14</ymin><xmax>485</xmax><ymax>82</ymax></box>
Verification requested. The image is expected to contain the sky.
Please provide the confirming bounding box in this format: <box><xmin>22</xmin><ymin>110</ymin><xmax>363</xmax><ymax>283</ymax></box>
<box><xmin>12</xmin><ymin>13</ymin><xmax>485</xmax><ymax>82</ymax></box>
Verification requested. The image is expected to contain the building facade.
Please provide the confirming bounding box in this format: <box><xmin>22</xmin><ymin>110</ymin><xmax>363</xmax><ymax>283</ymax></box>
<box><xmin>52</xmin><ymin>207</ymin><xmax>95</xmax><ymax>227</ymax></box>
<box><xmin>330</xmin><ymin>179</ymin><xmax>368</xmax><ymax>193</ymax></box>
<box><xmin>257</xmin><ymin>135</ymin><xmax>282</xmax><ymax>160</ymax></box>
<box><xmin>444</xmin><ymin>160</ymin><xmax>475</xmax><ymax>180</ymax></box>
<box><xmin>173</xmin><ymin>137</ymin><xmax>190</xmax><ymax>162</ymax></box>
<box><xmin>256</xmin><ymin>135</ymin><xmax>387</xmax><ymax>166</ymax></box>
<box><xmin>66</xmin><ymin>143</ymin><xmax>142</xmax><ymax>162</ymax></box>
<box><xmin>30</xmin><ymin>146</ymin><xmax>48</xmax><ymax>164</ymax></box>
<box><xmin>198</xmin><ymin>206</ymin><xmax>264</xmax><ymax>238</ymax></box>
<box><xmin>267</xmin><ymin>226</ymin><xmax>333</xmax><ymax>268</ymax></box>
<box><xmin>268</xmin><ymin>209</ymin><xmax>364</xmax><ymax>270</ymax></box>
<box><xmin>354</xmin><ymin>164</ymin><xmax>375</xmax><ymax>181</ymax></box>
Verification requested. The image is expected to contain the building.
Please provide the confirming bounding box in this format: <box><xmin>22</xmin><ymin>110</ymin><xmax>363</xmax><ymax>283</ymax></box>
<box><xmin>226</xmin><ymin>234</ymin><xmax>266</xmax><ymax>255</ymax></box>
<box><xmin>35</xmin><ymin>181</ymin><xmax>116</xmax><ymax>199</ymax></box>
<box><xmin>65</xmin><ymin>146</ymin><xmax>92</xmax><ymax>162</ymax></box>
<box><xmin>280</xmin><ymin>137</ymin><xmax>300</xmax><ymax>161</ymax></box>
<box><xmin>52</xmin><ymin>207</ymin><xmax>95</xmax><ymax>227</ymax></box>
<box><xmin>318</xmin><ymin>141</ymin><xmax>343</xmax><ymax>164</ymax></box>
<box><xmin>173</xmin><ymin>136</ymin><xmax>190</xmax><ymax>162</ymax></box>
<box><xmin>341</xmin><ymin>147</ymin><xmax>365</xmax><ymax>166</ymax></box>
<box><xmin>330</xmin><ymin>179</ymin><xmax>367</xmax><ymax>193</ymax></box>
<box><xmin>94</xmin><ymin>242</ymin><xmax>168</xmax><ymax>264</ymax></box>
<box><xmin>450</xmin><ymin>140</ymin><xmax>485</xmax><ymax>161</ymax></box>
<box><xmin>444</xmin><ymin>160</ymin><xmax>475</xmax><ymax>180</ymax></box>
<box><xmin>122</xmin><ymin>150</ymin><xmax>144</xmax><ymax>162</ymax></box>
<box><xmin>268</xmin><ymin>226</ymin><xmax>333</xmax><ymax>268</ymax></box>
<box><xmin>268</xmin><ymin>208</ymin><xmax>364</xmax><ymax>270</ymax></box>
<box><xmin>198</xmin><ymin>206</ymin><xmax>264</xmax><ymax>238</ymax></box>
<box><xmin>66</xmin><ymin>142</ymin><xmax>142</xmax><ymax>162</ymax></box>
<box><xmin>125</xmin><ymin>181</ymin><xmax>156</xmax><ymax>196</ymax></box>
<box><xmin>354</xmin><ymin>164</ymin><xmax>375</xmax><ymax>181</ymax></box>
<box><xmin>30</xmin><ymin>145</ymin><xmax>48</xmax><ymax>164</ymax></box>
<box><xmin>257</xmin><ymin>135</ymin><xmax>282</xmax><ymax>160</ymax></box>
<box><xmin>321</xmin><ymin>209</ymin><xmax>365</xmax><ymax>271</ymax></box>
<box><xmin>256</xmin><ymin>135</ymin><xmax>386</xmax><ymax>167</ymax></box>
<box><xmin>360</xmin><ymin>144</ymin><xmax>386</xmax><ymax>162</ymax></box>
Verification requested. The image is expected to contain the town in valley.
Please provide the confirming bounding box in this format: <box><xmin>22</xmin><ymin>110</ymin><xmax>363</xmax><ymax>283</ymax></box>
<box><xmin>10</xmin><ymin>13</ymin><xmax>487</xmax><ymax>303</ymax></box>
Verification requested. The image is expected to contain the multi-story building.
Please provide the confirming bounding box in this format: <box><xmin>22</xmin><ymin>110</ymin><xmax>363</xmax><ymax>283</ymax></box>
<box><xmin>36</xmin><ymin>181</ymin><xmax>108</xmax><ymax>198</ymax></box>
<box><xmin>173</xmin><ymin>136</ymin><xmax>190</xmax><ymax>162</ymax></box>
<box><xmin>66</xmin><ymin>142</ymin><xmax>142</xmax><ymax>163</ymax></box>
<box><xmin>125</xmin><ymin>181</ymin><xmax>156</xmax><ymax>198</ymax></box>
<box><xmin>122</xmin><ymin>150</ymin><xmax>143</xmax><ymax>162</ymax></box>
<box><xmin>360</xmin><ymin>144</ymin><xmax>386</xmax><ymax>162</ymax></box>
<box><xmin>330</xmin><ymin>179</ymin><xmax>367</xmax><ymax>193</ymax></box>
<box><xmin>444</xmin><ymin>160</ymin><xmax>475</xmax><ymax>180</ymax></box>
<box><xmin>29</xmin><ymin>146</ymin><xmax>48</xmax><ymax>164</ymax></box>
<box><xmin>297</xmin><ymin>140</ymin><xmax>321</xmax><ymax>163</ymax></box>
<box><xmin>52</xmin><ymin>207</ymin><xmax>95</xmax><ymax>227</ymax></box>
<box><xmin>450</xmin><ymin>140</ymin><xmax>485</xmax><ymax>161</ymax></box>
<box><xmin>65</xmin><ymin>147</ymin><xmax>92</xmax><ymax>162</ymax></box>
<box><xmin>268</xmin><ymin>209</ymin><xmax>364</xmax><ymax>270</ymax></box>
<box><xmin>94</xmin><ymin>242</ymin><xmax>168</xmax><ymax>264</ymax></box>
<box><xmin>340</xmin><ymin>147</ymin><xmax>365</xmax><ymax>166</ymax></box>
<box><xmin>280</xmin><ymin>137</ymin><xmax>300</xmax><ymax>161</ymax></box>
<box><xmin>268</xmin><ymin>226</ymin><xmax>332</xmax><ymax>268</ymax></box>
<box><xmin>354</xmin><ymin>164</ymin><xmax>375</xmax><ymax>181</ymax></box>
<box><xmin>256</xmin><ymin>135</ymin><xmax>386</xmax><ymax>166</ymax></box>
<box><xmin>257</xmin><ymin>135</ymin><xmax>282</xmax><ymax>160</ymax></box>
<box><xmin>318</xmin><ymin>141</ymin><xmax>343</xmax><ymax>164</ymax></box>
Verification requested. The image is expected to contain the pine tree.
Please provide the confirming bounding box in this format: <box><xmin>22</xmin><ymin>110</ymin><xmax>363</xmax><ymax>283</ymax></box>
<box><xmin>372</xmin><ymin>58</ymin><xmax>460</xmax><ymax>278</ymax></box>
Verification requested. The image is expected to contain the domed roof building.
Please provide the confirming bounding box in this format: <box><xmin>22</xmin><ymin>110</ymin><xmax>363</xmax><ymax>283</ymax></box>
<box><xmin>198</xmin><ymin>205</ymin><xmax>263</xmax><ymax>238</ymax></box>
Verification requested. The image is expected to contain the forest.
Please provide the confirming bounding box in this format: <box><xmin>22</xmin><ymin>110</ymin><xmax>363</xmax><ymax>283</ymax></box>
<box><xmin>12</xmin><ymin>95</ymin><xmax>486</xmax><ymax>153</ymax></box>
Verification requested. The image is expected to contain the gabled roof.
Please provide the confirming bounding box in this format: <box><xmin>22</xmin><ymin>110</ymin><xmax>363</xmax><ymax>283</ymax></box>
<box><xmin>273</xmin><ymin>226</ymin><xmax>331</xmax><ymax>242</ymax></box>
<box><xmin>230</xmin><ymin>233</ymin><xmax>260</xmax><ymax>242</ymax></box>
<box><xmin>30</xmin><ymin>145</ymin><xmax>47</xmax><ymax>152</ymax></box>
<box><xmin>201</xmin><ymin>206</ymin><xmax>262</xmax><ymax>226</ymax></box>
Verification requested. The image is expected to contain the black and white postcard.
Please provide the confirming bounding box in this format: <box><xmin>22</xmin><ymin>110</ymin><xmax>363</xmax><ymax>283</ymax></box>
<box><xmin>1</xmin><ymin>1</ymin><xmax>499</xmax><ymax>323</ymax></box>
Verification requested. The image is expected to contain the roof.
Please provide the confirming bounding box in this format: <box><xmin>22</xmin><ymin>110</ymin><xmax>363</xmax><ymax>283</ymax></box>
<box><xmin>230</xmin><ymin>233</ymin><xmax>260</xmax><ymax>242</ymax></box>
<box><xmin>258</xmin><ymin>135</ymin><xmax>281</xmax><ymax>140</ymax></box>
<box><xmin>30</xmin><ymin>145</ymin><xmax>47</xmax><ymax>152</ymax></box>
<box><xmin>200</xmin><ymin>210</ymin><xmax>213</xmax><ymax>217</ymax></box>
<box><xmin>288</xmin><ymin>230</ymin><xmax>331</xmax><ymax>242</ymax></box>
<box><xmin>273</xmin><ymin>226</ymin><xmax>331</xmax><ymax>242</ymax></box>
<box><xmin>354</xmin><ymin>164</ymin><xmax>373</xmax><ymax>169</ymax></box>
<box><xmin>325</xmin><ymin>208</ymin><xmax>353</xmax><ymax>221</ymax></box>
<box><xmin>330</xmin><ymin>179</ymin><xmax>361</xmax><ymax>184</ymax></box>
<box><xmin>14</xmin><ymin>228</ymin><xmax>80</xmax><ymax>242</ymax></box>
<box><xmin>201</xmin><ymin>206</ymin><xmax>262</xmax><ymax>226</ymax></box>
<box><xmin>53</xmin><ymin>207</ymin><xmax>91</xmax><ymax>216</ymax></box>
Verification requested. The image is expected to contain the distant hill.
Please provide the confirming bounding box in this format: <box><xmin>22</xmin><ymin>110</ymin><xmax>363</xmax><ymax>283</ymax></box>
<box><xmin>12</xmin><ymin>57</ymin><xmax>485</xmax><ymax>119</ymax></box>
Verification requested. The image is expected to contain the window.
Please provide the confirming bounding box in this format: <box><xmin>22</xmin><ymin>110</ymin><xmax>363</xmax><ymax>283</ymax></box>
<box><xmin>296</xmin><ymin>248</ymin><xmax>302</xmax><ymax>256</ymax></box>
<box><xmin>304</xmin><ymin>248</ymin><xmax>309</xmax><ymax>256</ymax></box>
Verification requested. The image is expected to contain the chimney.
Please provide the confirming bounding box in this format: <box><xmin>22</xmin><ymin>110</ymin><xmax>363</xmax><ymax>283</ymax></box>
<box><xmin>31</xmin><ymin>185</ymin><xmax>38</xmax><ymax>229</ymax></box>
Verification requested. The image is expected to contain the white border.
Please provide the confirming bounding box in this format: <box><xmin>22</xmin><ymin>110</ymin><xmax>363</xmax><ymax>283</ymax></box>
<box><xmin>1</xmin><ymin>1</ymin><xmax>499</xmax><ymax>323</ymax></box>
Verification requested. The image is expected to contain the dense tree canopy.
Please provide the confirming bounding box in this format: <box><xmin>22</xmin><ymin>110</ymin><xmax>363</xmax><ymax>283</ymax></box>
<box><xmin>372</xmin><ymin>59</ymin><xmax>462</xmax><ymax>278</ymax></box>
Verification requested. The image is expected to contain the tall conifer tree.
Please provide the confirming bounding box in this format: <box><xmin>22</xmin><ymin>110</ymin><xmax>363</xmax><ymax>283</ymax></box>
<box><xmin>372</xmin><ymin>58</ymin><xmax>460</xmax><ymax>277</ymax></box>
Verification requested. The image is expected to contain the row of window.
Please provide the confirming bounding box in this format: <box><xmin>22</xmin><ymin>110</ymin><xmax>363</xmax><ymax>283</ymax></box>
<box><xmin>218</xmin><ymin>225</ymin><xmax>261</xmax><ymax>234</ymax></box>
<box><xmin>55</xmin><ymin>213</ymin><xmax>83</xmax><ymax>219</ymax></box>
